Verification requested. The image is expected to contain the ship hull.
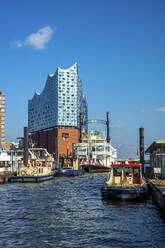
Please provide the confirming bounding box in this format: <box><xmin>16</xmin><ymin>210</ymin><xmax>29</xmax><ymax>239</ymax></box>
<box><xmin>54</xmin><ymin>168</ymin><xmax>82</xmax><ymax>177</ymax></box>
<box><xmin>101</xmin><ymin>185</ymin><xmax>147</xmax><ymax>201</ymax></box>
<box><xmin>81</xmin><ymin>163</ymin><xmax>111</xmax><ymax>173</ymax></box>
<box><xmin>10</xmin><ymin>174</ymin><xmax>53</xmax><ymax>183</ymax></box>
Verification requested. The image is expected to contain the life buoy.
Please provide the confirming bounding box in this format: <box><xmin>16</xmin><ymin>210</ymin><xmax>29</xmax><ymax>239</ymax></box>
<box><xmin>21</xmin><ymin>170</ymin><xmax>26</xmax><ymax>176</ymax></box>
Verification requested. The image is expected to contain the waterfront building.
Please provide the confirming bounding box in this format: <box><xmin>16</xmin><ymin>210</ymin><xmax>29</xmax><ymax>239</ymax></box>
<box><xmin>0</xmin><ymin>91</ymin><xmax>5</xmax><ymax>148</ymax></box>
<box><xmin>28</xmin><ymin>63</ymin><xmax>88</xmax><ymax>157</ymax></box>
<box><xmin>145</xmin><ymin>140</ymin><xmax>165</xmax><ymax>179</ymax></box>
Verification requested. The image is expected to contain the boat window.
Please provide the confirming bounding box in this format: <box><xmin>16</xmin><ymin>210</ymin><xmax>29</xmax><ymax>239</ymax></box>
<box><xmin>114</xmin><ymin>167</ymin><xmax>122</xmax><ymax>176</ymax></box>
<box><xmin>133</xmin><ymin>167</ymin><xmax>140</xmax><ymax>184</ymax></box>
<box><xmin>133</xmin><ymin>168</ymin><xmax>140</xmax><ymax>178</ymax></box>
<box><xmin>124</xmin><ymin>167</ymin><xmax>132</xmax><ymax>176</ymax></box>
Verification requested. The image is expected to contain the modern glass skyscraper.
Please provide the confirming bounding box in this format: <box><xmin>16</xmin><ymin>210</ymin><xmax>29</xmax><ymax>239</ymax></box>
<box><xmin>28</xmin><ymin>63</ymin><xmax>88</xmax><ymax>135</ymax></box>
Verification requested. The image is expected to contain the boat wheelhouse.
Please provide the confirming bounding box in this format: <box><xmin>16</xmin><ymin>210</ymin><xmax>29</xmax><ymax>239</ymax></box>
<box><xmin>53</xmin><ymin>157</ymin><xmax>82</xmax><ymax>177</ymax></box>
<box><xmin>101</xmin><ymin>164</ymin><xmax>147</xmax><ymax>200</ymax></box>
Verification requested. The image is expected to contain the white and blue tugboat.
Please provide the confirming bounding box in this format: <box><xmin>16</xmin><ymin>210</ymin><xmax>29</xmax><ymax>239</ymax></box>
<box><xmin>101</xmin><ymin>163</ymin><xmax>147</xmax><ymax>201</ymax></box>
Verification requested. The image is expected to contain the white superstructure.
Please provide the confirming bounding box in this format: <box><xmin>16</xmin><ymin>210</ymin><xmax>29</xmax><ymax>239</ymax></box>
<box><xmin>0</xmin><ymin>148</ymin><xmax>11</xmax><ymax>172</ymax></box>
<box><xmin>74</xmin><ymin>131</ymin><xmax>117</xmax><ymax>167</ymax></box>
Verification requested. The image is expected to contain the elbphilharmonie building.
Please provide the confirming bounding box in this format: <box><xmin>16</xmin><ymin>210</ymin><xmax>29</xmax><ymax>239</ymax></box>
<box><xmin>28</xmin><ymin>63</ymin><xmax>88</xmax><ymax>156</ymax></box>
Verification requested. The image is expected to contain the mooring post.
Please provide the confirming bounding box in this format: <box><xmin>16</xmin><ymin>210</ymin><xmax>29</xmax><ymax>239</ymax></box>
<box><xmin>23</xmin><ymin>126</ymin><xmax>28</xmax><ymax>166</ymax></box>
<box><xmin>79</xmin><ymin>113</ymin><xmax>83</xmax><ymax>143</ymax></box>
<box><xmin>106</xmin><ymin>112</ymin><xmax>110</xmax><ymax>143</ymax></box>
<box><xmin>139</xmin><ymin>127</ymin><xmax>144</xmax><ymax>174</ymax></box>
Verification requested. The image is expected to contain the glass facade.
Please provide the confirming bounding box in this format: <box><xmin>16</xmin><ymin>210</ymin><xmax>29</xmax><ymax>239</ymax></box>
<box><xmin>28</xmin><ymin>63</ymin><xmax>88</xmax><ymax>134</ymax></box>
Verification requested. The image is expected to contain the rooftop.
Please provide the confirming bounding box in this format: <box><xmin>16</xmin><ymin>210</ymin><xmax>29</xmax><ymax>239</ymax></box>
<box><xmin>145</xmin><ymin>139</ymin><xmax>165</xmax><ymax>154</ymax></box>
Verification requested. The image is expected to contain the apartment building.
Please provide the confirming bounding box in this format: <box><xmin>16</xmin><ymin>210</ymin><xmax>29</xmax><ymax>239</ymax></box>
<box><xmin>0</xmin><ymin>91</ymin><xmax>5</xmax><ymax>148</ymax></box>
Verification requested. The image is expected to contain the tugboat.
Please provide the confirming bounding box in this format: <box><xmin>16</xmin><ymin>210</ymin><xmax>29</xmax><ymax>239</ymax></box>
<box><xmin>101</xmin><ymin>163</ymin><xmax>147</xmax><ymax>201</ymax></box>
<box><xmin>10</xmin><ymin>148</ymin><xmax>54</xmax><ymax>183</ymax></box>
<box><xmin>9</xmin><ymin>127</ymin><xmax>54</xmax><ymax>183</ymax></box>
<box><xmin>54</xmin><ymin>157</ymin><xmax>82</xmax><ymax>177</ymax></box>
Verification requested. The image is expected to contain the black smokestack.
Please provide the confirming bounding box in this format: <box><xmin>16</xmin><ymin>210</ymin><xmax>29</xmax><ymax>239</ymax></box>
<box><xmin>79</xmin><ymin>113</ymin><xmax>83</xmax><ymax>143</ymax></box>
<box><xmin>139</xmin><ymin>127</ymin><xmax>144</xmax><ymax>172</ymax></box>
<box><xmin>23</xmin><ymin>126</ymin><xmax>29</xmax><ymax>166</ymax></box>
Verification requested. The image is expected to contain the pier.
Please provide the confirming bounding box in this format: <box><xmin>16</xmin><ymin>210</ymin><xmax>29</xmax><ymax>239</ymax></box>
<box><xmin>148</xmin><ymin>179</ymin><xmax>165</xmax><ymax>215</ymax></box>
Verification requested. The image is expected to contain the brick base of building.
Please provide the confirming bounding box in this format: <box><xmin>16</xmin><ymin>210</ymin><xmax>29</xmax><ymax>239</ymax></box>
<box><xmin>30</xmin><ymin>128</ymin><xmax>80</xmax><ymax>157</ymax></box>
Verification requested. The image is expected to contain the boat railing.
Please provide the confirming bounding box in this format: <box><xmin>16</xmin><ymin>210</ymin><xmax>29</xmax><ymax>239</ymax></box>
<box><xmin>76</xmin><ymin>152</ymin><xmax>87</xmax><ymax>156</ymax></box>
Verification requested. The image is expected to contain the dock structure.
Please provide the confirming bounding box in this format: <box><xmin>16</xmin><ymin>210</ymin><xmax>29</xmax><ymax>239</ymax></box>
<box><xmin>145</xmin><ymin>139</ymin><xmax>165</xmax><ymax>179</ymax></box>
<box><xmin>148</xmin><ymin>179</ymin><xmax>165</xmax><ymax>215</ymax></box>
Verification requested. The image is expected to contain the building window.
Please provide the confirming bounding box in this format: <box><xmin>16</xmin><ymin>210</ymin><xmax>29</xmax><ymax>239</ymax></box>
<box><xmin>62</xmin><ymin>133</ymin><xmax>69</xmax><ymax>138</ymax></box>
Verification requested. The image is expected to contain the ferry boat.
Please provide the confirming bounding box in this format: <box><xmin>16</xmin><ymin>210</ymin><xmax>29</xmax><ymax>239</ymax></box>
<box><xmin>101</xmin><ymin>163</ymin><xmax>147</xmax><ymax>201</ymax></box>
<box><xmin>73</xmin><ymin>131</ymin><xmax>117</xmax><ymax>172</ymax></box>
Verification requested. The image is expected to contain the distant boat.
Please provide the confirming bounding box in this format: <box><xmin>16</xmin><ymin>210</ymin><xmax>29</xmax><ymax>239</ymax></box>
<box><xmin>73</xmin><ymin>130</ymin><xmax>117</xmax><ymax>173</ymax></box>
<box><xmin>53</xmin><ymin>157</ymin><xmax>82</xmax><ymax>177</ymax></box>
<box><xmin>101</xmin><ymin>163</ymin><xmax>147</xmax><ymax>201</ymax></box>
<box><xmin>0</xmin><ymin>148</ymin><xmax>13</xmax><ymax>183</ymax></box>
<box><xmin>53</xmin><ymin>168</ymin><xmax>82</xmax><ymax>177</ymax></box>
<box><xmin>10</xmin><ymin>148</ymin><xmax>54</xmax><ymax>183</ymax></box>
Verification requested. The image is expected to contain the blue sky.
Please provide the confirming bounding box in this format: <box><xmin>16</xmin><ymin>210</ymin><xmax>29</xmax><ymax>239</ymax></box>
<box><xmin>1</xmin><ymin>0</ymin><xmax>165</xmax><ymax>158</ymax></box>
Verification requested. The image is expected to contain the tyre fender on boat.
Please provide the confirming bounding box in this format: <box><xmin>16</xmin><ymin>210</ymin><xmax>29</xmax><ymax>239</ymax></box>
<box><xmin>21</xmin><ymin>170</ymin><xmax>26</xmax><ymax>176</ymax></box>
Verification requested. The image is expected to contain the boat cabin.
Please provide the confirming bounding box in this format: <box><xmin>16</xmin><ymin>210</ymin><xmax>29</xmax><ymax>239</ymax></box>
<box><xmin>107</xmin><ymin>164</ymin><xmax>143</xmax><ymax>186</ymax></box>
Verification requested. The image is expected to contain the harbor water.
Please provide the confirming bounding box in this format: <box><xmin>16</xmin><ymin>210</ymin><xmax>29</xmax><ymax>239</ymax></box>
<box><xmin>0</xmin><ymin>173</ymin><xmax>165</xmax><ymax>248</ymax></box>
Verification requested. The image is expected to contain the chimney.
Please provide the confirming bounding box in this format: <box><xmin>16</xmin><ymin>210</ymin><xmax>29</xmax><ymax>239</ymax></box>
<box><xmin>139</xmin><ymin>127</ymin><xmax>144</xmax><ymax>173</ymax></box>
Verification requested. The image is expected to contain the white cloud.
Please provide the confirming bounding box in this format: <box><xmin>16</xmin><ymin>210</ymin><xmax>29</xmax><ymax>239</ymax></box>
<box><xmin>15</xmin><ymin>41</ymin><xmax>23</xmax><ymax>48</ymax></box>
<box><xmin>14</xmin><ymin>26</ymin><xmax>53</xmax><ymax>49</ymax></box>
<box><xmin>110</xmin><ymin>125</ymin><xmax>121</xmax><ymax>129</ymax></box>
<box><xmin>155</xmin><ymin>106</ymin><xmax>165</xmax><ymax>112</ymax></box>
